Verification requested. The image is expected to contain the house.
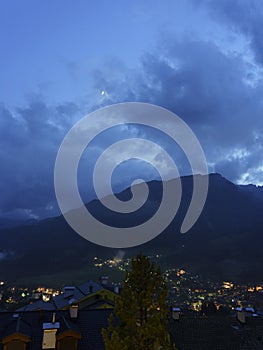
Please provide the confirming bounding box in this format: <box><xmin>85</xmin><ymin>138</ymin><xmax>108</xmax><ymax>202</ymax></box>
<box><xmin>17</xmin><ymin>280</ymin><xmax>120</xmax><ymax>312</ymax></box>
<box><xmin>1</xmin><ymin>307</ymin><xmax>263</xmax><ymax>349</ymax></box>
<box><xmin>0</xmin><ymin>309</ymin><xmax>111</xmax><ymax>350</ymax></box>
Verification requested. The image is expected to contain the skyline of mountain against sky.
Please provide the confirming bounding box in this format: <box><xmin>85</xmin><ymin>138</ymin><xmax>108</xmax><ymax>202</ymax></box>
<box><xmin>0</xmin><ymin>172</ymin><xmax>263</xmax><ymax>283</ymax></box>
<box><xmin>1</xmin><ymin>0</ymin><xmax>263</xmax><ymax>221</ymax></box>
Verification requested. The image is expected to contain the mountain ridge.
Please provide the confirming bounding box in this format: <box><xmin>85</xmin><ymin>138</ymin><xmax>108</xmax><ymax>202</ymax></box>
<box><xmin>0</xmin><ymin>173</ymin><xmax>263</xmax><ymax>283</ymax></box>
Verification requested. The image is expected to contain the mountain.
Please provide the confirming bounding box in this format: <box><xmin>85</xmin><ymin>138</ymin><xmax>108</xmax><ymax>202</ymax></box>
<box><xmin>0</xmin><ymin>173</ymin><xmax>263</xmax><ymax>284</ymax></box>
<box><xmin>0</xmin><ymin>218</ymin><xmax>37</xmax><ymax>230</ymax></box>
<box><xmin>238</xmin><ymin>183</ymin><xmax>263</xmax><ymax>200</ymax></box>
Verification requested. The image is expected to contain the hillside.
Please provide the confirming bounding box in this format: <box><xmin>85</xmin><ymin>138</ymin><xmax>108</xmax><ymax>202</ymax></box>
<box><xmin>0</xmin><ymin>173</ymin><xmax>263</xmax><ymax>284</ymax></box>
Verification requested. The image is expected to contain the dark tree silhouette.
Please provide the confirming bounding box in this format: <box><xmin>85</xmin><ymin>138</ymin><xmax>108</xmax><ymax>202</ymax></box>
<box><xmin>102</xmin><ymin>253</ymin><xmax>175</xmax><ymax>350</ymax></box>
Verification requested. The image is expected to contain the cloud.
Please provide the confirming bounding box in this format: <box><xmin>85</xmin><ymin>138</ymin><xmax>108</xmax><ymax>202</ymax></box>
<box><xmin>0</xmin><ymin>99</ymin><xmax>80</xmax><ymax>219</ymax></box>
<box><xmin>198</xmin><ymin>0</ymin><xmax>263</xmax><ymax>65</ymax></box>
<box><xmin>1</xmin><ymin>1</ymin><xmax>263</xmax><ymax>219</ymax></box>
<box><xmin>91</xmin><ymin>32</ymin><xmax>263</xmax><ymax>182</ymax></box>
<box><xmin>0</xmin><ymin>250</ymin><xmax>15</xmax><ymax>261</ymax></box>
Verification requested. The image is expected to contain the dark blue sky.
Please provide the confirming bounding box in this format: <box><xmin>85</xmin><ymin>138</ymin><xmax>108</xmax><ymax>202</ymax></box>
<box><xmin>1</xmin><ymin>0</ymin><xmax>263</xmax><ymax>220</ymax></box>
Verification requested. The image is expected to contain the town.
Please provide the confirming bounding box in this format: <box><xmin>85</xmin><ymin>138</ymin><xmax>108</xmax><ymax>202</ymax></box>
<box><xmin>1</xmin><ymin>254</ymin><xmax>263</xmax><ymax>316</ymax></box>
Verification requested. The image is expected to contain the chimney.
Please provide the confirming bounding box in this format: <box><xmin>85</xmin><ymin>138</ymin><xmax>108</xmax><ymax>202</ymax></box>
<box><xmin>114</xmin><ymin>283</ymin><xmax>119</xmax><ymax>294</ymax></box>
<box><xmin>89</xmin><ymin>285</ymin><xmax>93</xmax><ymax>294</ymax></box>
<box><xmin>100</xmin><ymin>275</ymin><xmax>109</xmax><ymax>286</ymax></box>
<box><xmin>172</xmin><ymin>307</ymin><xmax>181</xmax><ymax>321</ymax></box>
<box><xmin>63</xmin><ymin>286</ymin><xmax>75</xmax><ymax>296</ymax></box>
<box><xmin>69</xmin><ymin>304</ymin><xmax>78</xmax><ymax>319</ymax></box>
<box><xmin>236</xmin><ymin>307</ymin><xmax>246</xmax><ymax>324</ymax></box>
<box><xmin>42</xmin><ymin>316</ymin><xmax>60</xmax><ymax>349</ymax></box>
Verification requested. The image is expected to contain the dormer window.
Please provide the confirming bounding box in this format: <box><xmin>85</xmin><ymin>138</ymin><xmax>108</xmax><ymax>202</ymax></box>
<box><xmin>57</xmin><ymin>332</ymin><xmax>81</xmax><ymax>350</ymax></box>
<box><xmin>2</xmin><ymin>316</ymin><xmax>31</xmax><ymax>350</ymax></box>
<box><xmin>2</xmin><ymin>334</ymin><xmax>30</xmax><ymax>350</ymax></box>
<box><xmin>56</xmin><ymin>316</ymin><xmax>81</xmax><ymax>350</ymax></box>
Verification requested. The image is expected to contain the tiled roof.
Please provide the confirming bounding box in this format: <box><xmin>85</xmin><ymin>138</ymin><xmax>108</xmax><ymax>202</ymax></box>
<box><xmin>169</xmin><ymin>315</ymin><xmax>263</xmax><ymax>350</ymax></box>
<box><xmin>57</xmin><ymin>315</ymin><xmax>80</xmax><ymax>335</ymax></box>
<box><xmin>78</xmin><ymin>280</ymin><xmax>103</xmax><ymax>295</ymax></box>
<box><xmin>1</xmin><ymin>310</ymin><xmax>263</xmax><ymax>349</ymax></box>
<box><xmin>52</xmin><ymin>287</ymin><xmax>85</xmax><ymax>309</ymax></box>
<box><xmin>1</xmin><ymin>314</ymin><xmax>31</xmax><ymax>339</ymax></box>
<box><xmin>77</xmin><ymin>309</ymin><xmax>112</xmax><ymax>350</ymax></box>
<box><xmin>17</xmin><ymin>280</ymin><xmax>113</xmax><ymax>312</ymax></box>
<box><xmin>18</xmin><ymin>299</ymin><xmax>56</xmax><ymax>311</ymax></box>
<box><xmin>0</xmin><ymin>309</ymin><xmax>112</xmax><ymax>350</ymax></box>
<box><xmin>82</xmin><ymin>299</ymin><xmax>114</xmax><ymax>310</ymax></box>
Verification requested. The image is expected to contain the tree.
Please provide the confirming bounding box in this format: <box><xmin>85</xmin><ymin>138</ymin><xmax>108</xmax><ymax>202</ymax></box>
<box><xmin>102</xmin><ymin>253</ymin><xmax>175</xmax><ymax>350</ymax></box>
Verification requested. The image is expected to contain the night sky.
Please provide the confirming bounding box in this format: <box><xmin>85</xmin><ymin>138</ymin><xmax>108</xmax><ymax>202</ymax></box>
<box><xmin>1</xmin><ymin>0</ymin><xmax>263</xmax><ymax>220</ymax></box>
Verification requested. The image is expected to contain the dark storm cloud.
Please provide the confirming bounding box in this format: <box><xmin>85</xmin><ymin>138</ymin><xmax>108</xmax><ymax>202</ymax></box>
<box><xmin>0</xmin><ymin>100</ymin><xmax>80</xmax><ymax>219</ymax></box>
<box><xmin>199</xmin><ymin>0</ymin><xmax>263</xmax><ymax>65</ymax></box>
<box><xmin>93</xmin><ymin>32</ymin><xmax>263</xmax><ymax>184</ymax></box>
<box><xmin>1</xmin><ymin>1</ymin><xmax>263</xmax><ymax>220</ymax></box>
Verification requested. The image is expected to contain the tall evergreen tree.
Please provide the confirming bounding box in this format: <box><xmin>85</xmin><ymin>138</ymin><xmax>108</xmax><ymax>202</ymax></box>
<box><xmin>102</xmin><ymin>253</ymin><xmax>175</xmax><ymax>349</ymax></box>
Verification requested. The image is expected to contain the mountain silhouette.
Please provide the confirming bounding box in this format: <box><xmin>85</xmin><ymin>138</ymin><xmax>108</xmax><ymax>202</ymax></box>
<box><xmin>0</xmin><ymin>173</ymin><xmax>263</xmax><ymax>283</ymax></box>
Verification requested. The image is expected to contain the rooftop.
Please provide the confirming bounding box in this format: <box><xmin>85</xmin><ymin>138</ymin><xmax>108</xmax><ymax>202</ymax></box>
<box><xmin>169</xmin><ymin>315</ymin><xmax>263</xmax><ymax>349</ymax></box>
